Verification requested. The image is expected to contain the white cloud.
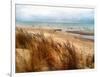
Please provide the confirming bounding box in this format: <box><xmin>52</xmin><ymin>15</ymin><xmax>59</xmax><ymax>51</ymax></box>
<box><xmin>16</xmin><ymin>5</ymin><xmax>94</xmax><ymax>23</ymax></box>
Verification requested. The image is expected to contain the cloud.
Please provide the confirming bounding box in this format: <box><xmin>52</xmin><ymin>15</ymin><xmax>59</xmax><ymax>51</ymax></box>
<box><xmin>16</xmin><ymin>5</ymin><xmax>94</xmax><ymax>23</ymax></box>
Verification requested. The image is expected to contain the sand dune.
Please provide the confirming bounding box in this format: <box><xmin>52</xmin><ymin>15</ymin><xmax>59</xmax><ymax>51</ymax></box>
<box><xmin>16</xmin><ymin>26</ymin><xmax>94</xmax><ymax>73</ymax></box>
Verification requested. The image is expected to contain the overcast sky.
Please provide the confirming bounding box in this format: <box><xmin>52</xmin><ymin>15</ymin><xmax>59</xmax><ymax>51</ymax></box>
<box><xmin>16</xmin><ymin>5</ymin><xmax>94</xmax><ymax>23</ymax></box>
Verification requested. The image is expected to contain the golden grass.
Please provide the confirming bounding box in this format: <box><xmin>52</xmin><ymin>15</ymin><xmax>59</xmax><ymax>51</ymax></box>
<box><xmin>16</xmin><ymin>27</ymin><xmax>94</xmax><ymax>73</ymax></box>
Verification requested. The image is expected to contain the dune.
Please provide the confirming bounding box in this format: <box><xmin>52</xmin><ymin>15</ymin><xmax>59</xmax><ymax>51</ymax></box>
<box><xmin>16</xmin><ymin>26</ymin><xmax>94</xmax><ymax>73</ymax></box>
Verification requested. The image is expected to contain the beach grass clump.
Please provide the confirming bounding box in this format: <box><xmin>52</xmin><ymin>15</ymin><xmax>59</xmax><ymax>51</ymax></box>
<box><xmin>16</xmin><ymin>27</ymin><xmax>94</xmax><ymax>73</ymax></box>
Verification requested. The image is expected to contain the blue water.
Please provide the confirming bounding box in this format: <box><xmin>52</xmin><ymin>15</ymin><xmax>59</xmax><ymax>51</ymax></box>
<box><xmin>16</xmin><ymin>22</ymin><xmax>94</xmax><ymax>32</ymax></box>
<box><xmin>16</xmin><ymin>22</ymin><xmax>94</xmax><ymax>40</ymax></box>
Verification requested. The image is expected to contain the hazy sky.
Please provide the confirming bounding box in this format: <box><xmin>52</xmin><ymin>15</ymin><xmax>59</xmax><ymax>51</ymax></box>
<box><xmin>16</xmin><ymin>5</ymin><xmax>94</xmax><ymax>23</ymax></box>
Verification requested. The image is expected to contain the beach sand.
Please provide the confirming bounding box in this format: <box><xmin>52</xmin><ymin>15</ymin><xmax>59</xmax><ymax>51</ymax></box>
<box><xmin>16</xmin><ymin>25</ymin><xmax>94</xmax><ymax>73</ymax></box>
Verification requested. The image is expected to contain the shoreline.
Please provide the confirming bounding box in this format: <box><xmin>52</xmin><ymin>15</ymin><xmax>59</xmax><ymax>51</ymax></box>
<box><xmin>16</xmin><ymin>25</ymin><xmax>94</xmax><ymax>41</ymax></box>
<box><xmin>66</xmin><ymin>31</ymin><xmax>94</xmax><ymax>36</ymax></box>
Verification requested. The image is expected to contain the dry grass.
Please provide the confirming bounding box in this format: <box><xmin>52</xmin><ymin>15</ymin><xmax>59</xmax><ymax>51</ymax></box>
<box><xmin>16</xmin><ymin>27</ymin><xmax>94</xmax><ymax>73</ymax></box>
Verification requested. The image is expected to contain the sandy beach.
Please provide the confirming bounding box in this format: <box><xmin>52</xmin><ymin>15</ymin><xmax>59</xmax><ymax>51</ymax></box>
<box><xmin>16</xmin><ymin>25</ymin><xmax>94</xmax><ymax>73</ymax></box>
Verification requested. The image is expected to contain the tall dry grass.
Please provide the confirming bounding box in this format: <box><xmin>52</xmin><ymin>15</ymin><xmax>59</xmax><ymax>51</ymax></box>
<box><xmin>16</xmin><ymin>28</ymin><xmax>94</xmax><ymax>73</ymax></box>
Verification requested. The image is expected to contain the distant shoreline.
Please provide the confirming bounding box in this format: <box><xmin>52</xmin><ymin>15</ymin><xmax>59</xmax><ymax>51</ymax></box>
<box><xmin>16</xmin><ymin>25</ymin><xmax>94</xmax><ymax>39</ymax></box>
<box><xmin>16</xmin><ymin>25</ymin><xmax>94</xmax><ymax>41</ymax></box>
<box><xmin>66</xmin><ymin>31</ymin><xmax>94</xmax><ymax>36</ymax></box>
<box><xmin>16</xmin><ymin>23</ymin><xmax>94</xmax><ymax>32</ymax></box>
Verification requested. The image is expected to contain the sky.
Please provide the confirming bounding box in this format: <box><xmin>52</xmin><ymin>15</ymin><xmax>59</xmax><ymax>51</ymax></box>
<box><xmin>16</xmin><ymin>5</ymin><xmax>94</xmax><ymax>24</ymax></box>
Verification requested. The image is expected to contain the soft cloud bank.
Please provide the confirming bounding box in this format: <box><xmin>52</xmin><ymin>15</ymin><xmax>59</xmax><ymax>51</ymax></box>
<box><xmin>16</xmin><ymin>5</ymin><xmax>94</xmax><ymax>23</ymax></box>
